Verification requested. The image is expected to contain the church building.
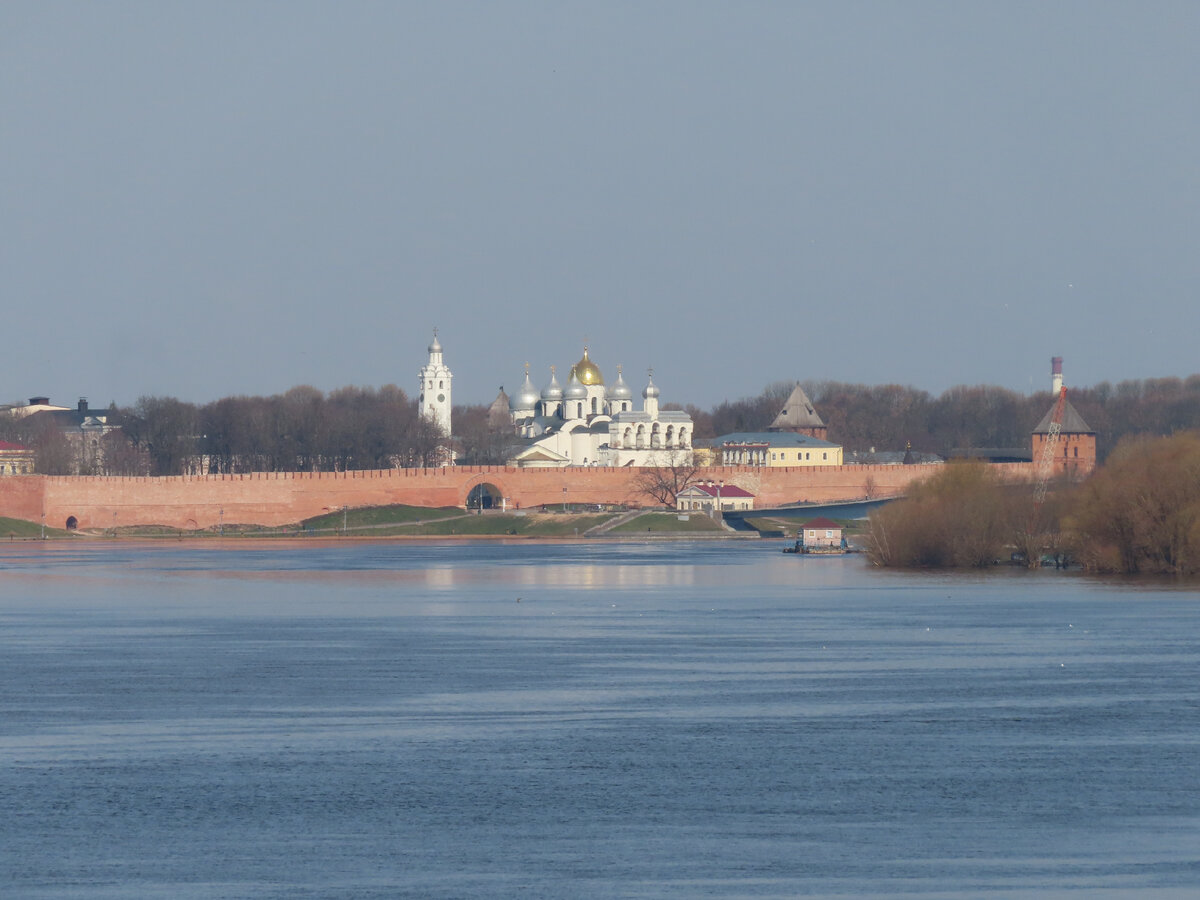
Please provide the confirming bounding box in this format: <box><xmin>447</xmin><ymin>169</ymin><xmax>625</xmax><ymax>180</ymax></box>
<box><xmin>498</xmin><ymin>348</ymin><xmax>694</xmax><ymax>468</ymax></box>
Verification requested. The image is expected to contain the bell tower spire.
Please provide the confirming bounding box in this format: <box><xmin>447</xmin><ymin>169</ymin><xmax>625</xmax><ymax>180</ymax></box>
<box><xmin>418</xmin><ymin>328</ymin><xmax>453</xmax><ymax>448</ymax></box>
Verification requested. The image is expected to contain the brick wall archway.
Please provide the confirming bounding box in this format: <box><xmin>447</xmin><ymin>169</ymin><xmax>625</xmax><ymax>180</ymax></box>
<box><xmin>464</xmin><ymin>474</ymin><xmax>509</xmax><ymax>510</ymax></box>
<box><xmin>466</xmin><ymin>482</ymin><xmax>505</xmax><ymax>510</ymax></box>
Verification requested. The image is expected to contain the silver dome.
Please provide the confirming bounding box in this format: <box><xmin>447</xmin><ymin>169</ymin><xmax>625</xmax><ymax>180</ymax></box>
<box><xmin>541</xmin><ymin>369</ymin><xmax>563</xmax><ymax>401</ymax></box>
<box><xmin>513</xmin><ymin>371</ymin><xmax>540</xmax><ymax>410</ymax></box>
<box><xmin>564</xmin><ymin>367</ymin><xmax>588</xmax><ymax>400</ymax></box>
<box><xmin>609</xmin><ymin>366</ymin><xmax>633</xmax><ymax>400</ymax></box>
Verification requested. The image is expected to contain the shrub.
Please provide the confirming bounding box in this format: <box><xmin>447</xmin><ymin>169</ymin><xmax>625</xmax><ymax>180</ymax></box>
<box><xmin>1068</xmin><ymin>432</ymin><xmax>1200</xmax><ymax>574</ymax></box>
<box><xmin>866</xmin><ymin>462</ymin><xmax>1026</xmax><ymax>568</ymax></box>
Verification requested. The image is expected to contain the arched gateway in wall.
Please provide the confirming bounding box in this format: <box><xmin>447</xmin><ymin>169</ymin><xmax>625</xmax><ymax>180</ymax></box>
<box><xmin>466</xmin><ymin>481</ymin><xmax>506</xmax><ymax>510</ymax></box>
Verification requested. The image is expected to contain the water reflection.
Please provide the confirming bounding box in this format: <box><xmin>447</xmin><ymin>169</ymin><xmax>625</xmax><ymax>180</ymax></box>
<box><xmin>2</xmin><ymin>541</ymin><xmax>1199</xmax><ymax>897</ymax></box>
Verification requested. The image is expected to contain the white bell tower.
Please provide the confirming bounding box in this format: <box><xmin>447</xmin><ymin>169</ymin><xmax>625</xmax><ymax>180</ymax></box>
<box><xmin>418</xmin><ymin>329</ymin><xmax>452</xmax><ymax>442</ymax></box>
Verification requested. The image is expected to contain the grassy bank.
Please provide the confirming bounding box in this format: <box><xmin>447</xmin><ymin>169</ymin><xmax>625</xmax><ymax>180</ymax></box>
<box><xmin>607</xmin><ymin>512</ymin><xmax>725</xmax><ymax>534</ymax></box>
<box><xmin>8</xmin><ymin>504</ymin><xmax>765</xmax><ymax>541</ymax></box>
<box><xmin>0</xmin><ymin>516</ymin><xmax>71</xmax><ymax>539</ymax></box>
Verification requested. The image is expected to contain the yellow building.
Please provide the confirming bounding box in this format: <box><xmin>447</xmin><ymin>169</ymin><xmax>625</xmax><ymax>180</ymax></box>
<box><xmin>0</xmin><ymin>440</ymin><xmax>35</xmax><ymax>475</ymax></box>
<box><xmin>715</xmin><ymin>432</ymin><xmax>843</xmax><ymax>467</ymax></box>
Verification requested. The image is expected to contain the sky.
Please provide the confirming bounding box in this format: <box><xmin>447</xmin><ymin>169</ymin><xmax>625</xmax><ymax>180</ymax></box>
<box><xmin>2</xmin><ymin>2</ymin><xmax>1197</xmax><ymax>410</ymax></box>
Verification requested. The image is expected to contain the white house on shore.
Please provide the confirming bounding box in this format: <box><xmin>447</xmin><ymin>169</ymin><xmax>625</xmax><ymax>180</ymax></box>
<box><xmin>675</xmin><ymin>482</ymin><xmax>755</xmax><ymax>513</ymax></box>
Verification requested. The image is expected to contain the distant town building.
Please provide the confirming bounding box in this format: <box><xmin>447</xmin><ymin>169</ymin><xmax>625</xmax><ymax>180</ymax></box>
<box><xmin>3</xmin><ymin>396</ymin><xmax>71</xmax><ymax>418</ymax></box>
<box><xmin>0</xmin><ymin>440</ymin><xmax>34</xmax><ymax>475</ymax></box>
<box><xmin>715</xmin><ymin>432</ymin><xmax>843</xmax><ymax>467</ymax></box>
<box><xmin>11</xmin><ymin>398</ymin><xmax>118</xmax><ymax>474</ymax></box>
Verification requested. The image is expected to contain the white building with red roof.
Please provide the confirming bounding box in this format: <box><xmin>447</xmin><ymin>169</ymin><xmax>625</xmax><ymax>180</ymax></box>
<box><xmin>675</xmin><ymin>481</ymin><xmax>755</xmax><ymax>513</ymax></box>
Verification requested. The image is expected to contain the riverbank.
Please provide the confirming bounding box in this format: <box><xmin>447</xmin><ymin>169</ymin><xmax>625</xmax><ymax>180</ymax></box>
<box><xmin>3</xmin><ymin>506</ymin><xmax>773</xmax><ymax>542</ymax></box>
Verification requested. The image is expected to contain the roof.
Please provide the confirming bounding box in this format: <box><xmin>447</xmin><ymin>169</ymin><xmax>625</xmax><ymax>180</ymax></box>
<box><xmin>508</xmin><ymin>444</ymin><xmax>570</xmax><ymax>465</ymax></box>
<box><xmin>487</xmin><ymin>389</ymin><xmax>511</xmax><ymax>428</ymax></box>
<box><xmin>1032</xmin><ymin>398</ymin><xmax>1093</xmax><ymax>434</ymax></box>
<box><xmin>0</xmin><ymin>440</ymin><xmax>29</xmax><ymax>451</ymax></box>
<box><xmin>716</xmin><ymin>431</ymin><xmax>840</xmax><ymax>449</ymax></box>
<box><xmin>612</xmin><ymin>409</ymin><xmax>692</xmax><ymax>424</ymax></box>
<box><xmin>802</xmin><ymin>517</ymin><xmax>842</xmax><ymax>529</ymax></box>
<box><xmin>846</xmin><ymin>449</ymin><xmax>945</xmax><ymax>465</ymax></box>
<box><xmin>948</xmin><ymin>447</ymin><xmax>1033</xmax><ymax>463</ymax></box>
<box><xmin>768</xmin><ymin>384</ymin><xmax>825</xmax><ymax>431</ymax></box>
<box><xmin>681</xmin><ymin>483</ymin><xmax>755</xmax><ymax>499</ymax></box>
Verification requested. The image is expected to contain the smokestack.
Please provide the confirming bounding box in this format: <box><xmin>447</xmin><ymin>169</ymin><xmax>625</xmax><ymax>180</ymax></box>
<box><xmin>1051</xmin><ymin>357</ymin><xmax>1063</xmax><ymax>395</ymax></box>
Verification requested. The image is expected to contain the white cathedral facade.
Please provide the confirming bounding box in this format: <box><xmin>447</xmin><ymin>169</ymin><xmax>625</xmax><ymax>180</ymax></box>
<box><xmin>499</xmin><ymin>347</ymin><xmax>694</xmax><ymax>468</ymax></box>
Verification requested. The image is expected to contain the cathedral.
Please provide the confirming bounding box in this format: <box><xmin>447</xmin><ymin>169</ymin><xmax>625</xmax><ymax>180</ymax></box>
<box><xmin>497</xmin><ymin>347</ymin><xmax>694</xmax><ymax>468</ymax></box>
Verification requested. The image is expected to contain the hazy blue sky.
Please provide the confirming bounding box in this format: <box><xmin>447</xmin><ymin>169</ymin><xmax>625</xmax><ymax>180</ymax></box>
<box><xmin>3</xmin><ymin>2</ymin><xmax>1197</xmax><ymax>409</ymax></box>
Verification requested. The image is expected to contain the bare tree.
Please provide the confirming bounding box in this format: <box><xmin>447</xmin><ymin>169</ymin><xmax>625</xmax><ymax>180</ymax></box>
<box><xmin>100</xmin><ymin>431</ymin><xmax>148</xmax><ymax>476</ymax></box>
<box><xmin>632</xmin><ymin>451</ymin><xmax>701</xmax><ymax>506</ymax></box>
<box><xmin>453</xmin><ymin>404</ymin><xmax>522</xmax><ymax>465</ymax></box>
<box><xmin>29</xmin><ymin>418</ymin><xmax>75</xmax><ymax>475</ymax></box>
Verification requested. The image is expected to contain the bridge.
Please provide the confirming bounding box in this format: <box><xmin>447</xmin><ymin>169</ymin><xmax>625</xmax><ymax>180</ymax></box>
<box><xmin>721</xmin><ymin>496</ymin><xmax>899</xmax><ymax>530</ymax></box>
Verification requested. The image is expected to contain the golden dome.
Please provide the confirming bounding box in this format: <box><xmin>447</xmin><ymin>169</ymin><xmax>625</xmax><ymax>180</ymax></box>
<box><xmin>573</xmin><ymin>347</ymin><xmax>604</xmax><ymax>385</ymax></box>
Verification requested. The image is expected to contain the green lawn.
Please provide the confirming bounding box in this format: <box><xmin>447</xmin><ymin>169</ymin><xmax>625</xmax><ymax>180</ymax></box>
<box><xmin>301</xmin><ymin>504</ymin><xmax>461</xmax><ymax>533</ymax></box>
<box><xmin>0</xmin><ymin>503</ymin><xmax>744</xmax><ymax>540</ymax></box>
<box><xmin>608</xmin><ymin>512</ymin><xmax>725</xmax><ymax>534</ymax></box>
<box><xmin>0</xmin><ymin>516</ymin><xmax>70</xmax><ymax>539</ymax></box>
<box><xmin>406</xmin><ymin>513</ymin><xmax>609</xmax><ymax>537</ymax></box>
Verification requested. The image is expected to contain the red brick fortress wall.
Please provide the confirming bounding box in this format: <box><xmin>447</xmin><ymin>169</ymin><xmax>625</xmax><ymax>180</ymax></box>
<box><xmin>0</xmin><ymin>463</ymin><xmax>1036</xmax><ymax>531</ymax></box>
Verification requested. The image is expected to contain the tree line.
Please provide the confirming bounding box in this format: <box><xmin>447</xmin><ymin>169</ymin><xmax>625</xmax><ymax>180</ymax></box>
<box><xmin>685</xmin><ymin>374</ymin><xmax>1200</xmax><ymax>461</ymax></box>
<box><xmin>6</xmin><ymin>372</ymin><xmax>1200</xmax><ymax>475</ymax></box>
<box><xmin>866</xmin><ymin>431</ymin><xmax>1200</xmax><ymax>576</ymax></box>
<box><xmin>0</xmin><ymin>386</ymin><xmax>446</xmax><ymax>476</ymax></box>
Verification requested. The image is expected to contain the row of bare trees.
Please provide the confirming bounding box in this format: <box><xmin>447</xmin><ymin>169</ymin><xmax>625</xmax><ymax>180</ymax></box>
<box><xmin>131</xmin><ymin>386</ymin><xmax>446</xmax><ymax>475</ymax></box>
<box><xmin>692</xmin><ymin>375</ymin><xmax>1200</xmax><ymax>461</ymax></box>
<box><xmin>39</xmin><ymin>386</ymin><xmax>448</xmax><ymax>477</ymax></box>
<box><xmin>9</xmin><ymin>371</ymin><xmax>1200</xmax><ymax>477</ymax></box>
<box><xmin>867</xmin><ymin>431</ymin><xmax>1200</xmax><ymax>575</ymax></box>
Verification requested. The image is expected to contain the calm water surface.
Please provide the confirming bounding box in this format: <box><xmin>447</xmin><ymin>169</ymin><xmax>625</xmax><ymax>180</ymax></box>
<box><xmin>1</xmin><ymin>540</ymin><xmax>1198</xmax><ymax>898</ymax></box>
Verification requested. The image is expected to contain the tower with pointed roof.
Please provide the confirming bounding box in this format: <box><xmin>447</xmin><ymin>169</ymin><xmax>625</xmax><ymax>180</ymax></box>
<box><xmin>418</xmin><ymin>329</ymin><xmax>452</xmax><ymax>444</ymax></box>
<box><xmin>767</xmin><ymin>384</ymin><xmax>828</xmax><ymax>440</ymax></box>
<box><xmin>1031</xmin><ymin>358</ymin><xmax>1096</xmax><ymax>476</ymax></box>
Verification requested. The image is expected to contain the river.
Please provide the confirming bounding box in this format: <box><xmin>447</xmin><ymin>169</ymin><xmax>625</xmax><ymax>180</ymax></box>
<box><xmin>1</xmin><ymin>540</ymin><xmax>1198</xmax><ymax>898</ymax></box>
